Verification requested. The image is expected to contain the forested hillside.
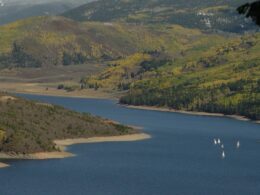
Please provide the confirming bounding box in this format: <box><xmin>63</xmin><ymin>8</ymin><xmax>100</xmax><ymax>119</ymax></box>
<box><xmin>63</xmin><ymin>0</ymin><xmax>257</xmax><ymax>33</ymax></box>
<box><xmin>0</xmin><ymin>93</ymin><xmax>135</xmax><ymax>154</ymax></box>
<box><xmin>119</xmin><ymin>33</ymin><xmax>260</xmax><ymax>120</ymax></box>
<box><xmin>82</xmin><ymin>32</ymin><xmax>260</xmax><ymax>120</ymax></box>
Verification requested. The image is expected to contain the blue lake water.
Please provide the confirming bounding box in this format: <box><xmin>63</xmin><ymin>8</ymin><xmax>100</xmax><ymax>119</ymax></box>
<box><xmin>0</xmin><ymin>94</ymin><xmax>260</xmax><ymax>195</ymax></box>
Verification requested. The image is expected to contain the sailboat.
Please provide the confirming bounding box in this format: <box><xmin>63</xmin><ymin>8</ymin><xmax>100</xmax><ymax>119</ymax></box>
<box><xmin>217</xmin><ymin>139</ymin><xmax>221</xmax><ymax>144</ymax></box>
<box><xmin>213</xmin><ymin>139</ymin><xmax>217</xmax><ymax>145</ymax></box>
<box><xmin>222</xmin><ymin>151</ymin><xmax>225</xmax><ymax>159</ymax></box>
<box><xmin>221</xmin><ymin>144</ymin><xmax>224</xmax><ymax>149</ymax></box>
<box><xmin>237</xmin><ymin>141</ymin><xmax>240</xmax><ymax>149</ymax></box>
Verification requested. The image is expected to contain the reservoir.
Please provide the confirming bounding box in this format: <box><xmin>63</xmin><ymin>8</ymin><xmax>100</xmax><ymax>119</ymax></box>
<box><xmin>0</xmin><ymin>94</ymin><xmax>260</xmax><ymax>195</ymax></box>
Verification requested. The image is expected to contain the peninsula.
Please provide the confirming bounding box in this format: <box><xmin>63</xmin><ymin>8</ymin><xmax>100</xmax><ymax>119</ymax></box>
<box><xmin>0</xmin><ymin>93</ymin><xmax>150</xmax><ymax>168</ymax></box>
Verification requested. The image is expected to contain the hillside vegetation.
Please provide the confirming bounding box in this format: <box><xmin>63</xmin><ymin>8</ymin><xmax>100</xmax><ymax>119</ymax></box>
<box><xmin>0</xmin><ymin>0</ymin><xmax>259</xmax><ymax>121</ymax></box>
<box><xmin>0</xmin><ymin>16</ymin><xmax>227</xmax><ymax>68</ymax></box>
<box><xmin>82</xmin><ymin>32</ymin><xmax>260</xmax><ymax>120</ymax></box>
<box><xmin>119</xmin><ymin>33</ymin><xmax>260</xmax><ymax>120</ymax></box>
<box><xmin>0</xmin><ymin>16</ymin><xmax>176</xmax><ymax>68</ymax></box>
<box><xmin>63</xmin><ymin>0</ymin><xmax>257</xmax><ymax>33</ymax></box>
<box><xmin>82</xmin><ymin>29</ymin><xmax>230</xmax><ymax>89</ymax></box>
<box><xmin>0</xmin><ymin>93</ymin><xmax>136</xmax><ymax>154</ymax></box>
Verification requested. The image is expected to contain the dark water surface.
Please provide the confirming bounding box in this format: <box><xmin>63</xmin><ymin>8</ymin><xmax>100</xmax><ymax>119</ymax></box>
<box><xmin>1</xmin><ymin>94</ymin><xmax>260</xmax><ymax>195</ymax></box>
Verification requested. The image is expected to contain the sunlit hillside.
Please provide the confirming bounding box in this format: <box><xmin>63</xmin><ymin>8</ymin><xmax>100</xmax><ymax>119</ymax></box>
<box><xmin>83</xmin><ymin>32</ymin><xmax>260</xmax><ymax>119</ymax></box>
<box><xmin>0</xmin><ymin>16</ymin><xmax>226</xmax><ymax>68</ymax></box>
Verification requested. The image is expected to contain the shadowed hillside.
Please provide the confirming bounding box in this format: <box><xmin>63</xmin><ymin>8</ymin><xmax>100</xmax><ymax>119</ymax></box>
<box><xmin>0</xmin><ymin>0</ymin><xmax>93</xmax><ymax>25</ymax></box>
<box><xmin>63</xmin><ymin>0</ymin><xmax>257</xmax><ymax>33</ymax></box>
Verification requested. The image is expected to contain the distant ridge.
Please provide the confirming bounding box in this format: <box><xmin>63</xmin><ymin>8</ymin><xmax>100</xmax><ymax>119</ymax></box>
<box><xmin>62</xmin><ymin>0</ymin><xmax>257</xmax><ymax>33</ymax></box>
<box><xmin>0</xmin><ymin>0</ymin><xmax>94</xmax><ymax>25</ymax></box>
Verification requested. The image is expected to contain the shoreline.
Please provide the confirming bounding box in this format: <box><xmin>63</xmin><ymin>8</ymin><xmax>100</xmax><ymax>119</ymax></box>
<box><xmin>9</xmin><ymin>90</ymin><xmax>117</xmax><ymax>100</ymax></box>
<box><xmin>0</xmin><ymin>162</ymin><xmax>9</xmax><ymax>168</ymax></box>
<box><xmin>11</xmin><ymin>89</ymin><xmax>258</xmax><ymax>124</ymax></box>
<box><xmin>54</xmin><ymin>133</ymin><xmax>151</xmax><ymax>147</ymax></box>
<box><xmin>0</xmin><ymin>82</ymin><xmax>122</xmax><ymax>100</ymax></box>
<box><xmin>7</xmin><ymin>89</ymin><xmax>259</xmax><ymax>124</ymax></box>
<box><xmin>123</xmin><ymin>104</ymin><xmax>259</xmax><ymax>124</ymax></box>
<box><xmin>0</xmin><ymin>133</ymin><xmax>151</xmax><ymax>168</ymax></box>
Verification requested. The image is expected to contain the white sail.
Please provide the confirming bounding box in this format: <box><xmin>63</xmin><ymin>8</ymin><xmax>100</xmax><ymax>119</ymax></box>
<box><xmin>222</xmin><ymin>151</ymin><xmax>225</xmax><ymax>159</ymax></box>
<box><xmin>237</xmin><ymin>141</ymin><xmax>240</xmax><ymax>149</ymax></box>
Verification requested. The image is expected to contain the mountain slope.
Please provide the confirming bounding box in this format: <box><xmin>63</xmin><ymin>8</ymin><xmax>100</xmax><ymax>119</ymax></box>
<box><xmin>0</xmin><ymin>16</ymin><xmax>226</xmax><ymax>68</ymax></box>
<box><xmin>0</xmin><ymin>0</ymin><xmax>93</xmax><ymax>25</ymax></box>
<box><xmin>63</xmin><ymin>0</ymin><xmax>257</xmax><ymax>33</ymax></box>
<box><xmin>81</xmin><ymin>31</ymin><xmax>260</xmax><ymax>120</ymax></box>
<box><xmin>119</xmin><ymin>33</ymin><xmax>260</xmax><ymax>120</ymax></box>
<box><xmin>0</xmin><ymin>16</ymin><xmax>163</xmax><ymax>67</ymax></box>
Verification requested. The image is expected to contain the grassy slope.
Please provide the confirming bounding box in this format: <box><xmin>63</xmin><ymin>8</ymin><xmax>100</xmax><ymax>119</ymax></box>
<box><xmin>0</xmin><ymin>16</ymin><xmax>227</xmax><ymax>69</ymax></box>
<box><xmin>0</xmin><ymin>16</ymin><xmax>184</xmax><ymax>68</ymax></box>
<box><xmin>0</xmin><ymin>93</ymin><xmax>136</xmax><ymax>154</ymax></box>
<box><xmin>82</xmin><ymin>27</ymin><xmax>231</xmax><ymax>89</ymax></box>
